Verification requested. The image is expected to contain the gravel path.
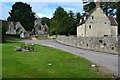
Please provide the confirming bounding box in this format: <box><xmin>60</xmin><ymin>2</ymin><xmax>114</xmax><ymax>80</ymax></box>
<box><xmin>21</xmin><ymin>39</ymin><xmax>118</xmax><ymax>74</ymax></box>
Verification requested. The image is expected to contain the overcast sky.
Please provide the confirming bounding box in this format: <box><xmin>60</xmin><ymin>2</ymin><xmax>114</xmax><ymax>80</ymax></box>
<box><xmin>0</xmin><ymin>0</ymin><xmax>83</xmax><ymax>20</ymax></box>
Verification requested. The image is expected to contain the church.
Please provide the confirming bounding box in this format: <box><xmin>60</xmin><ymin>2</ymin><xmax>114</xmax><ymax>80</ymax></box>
<box><xmin>33</xmin><ymin>14</ymin><xmax>49</xmax><ymax>35</ymax></box>
<box><xmin>77</xmin><ymin>1</ymin><xmax>118</xmax><ymax>37</ymax></box>
<box><xmin>6</xmin><ymin>21</ymin><xmax>26</xmax><ymax>34</ymax></box>
<box><xmin>34</xmin><ymin>17</ymin><xmax>49</xmax><ymax>35</ymax></box>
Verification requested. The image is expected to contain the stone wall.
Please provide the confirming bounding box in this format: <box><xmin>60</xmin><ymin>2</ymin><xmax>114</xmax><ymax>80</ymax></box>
<box><xmin>57</xmin><ymin>35</ymin><xmax>119</xmax><ymax>54</ymax></box>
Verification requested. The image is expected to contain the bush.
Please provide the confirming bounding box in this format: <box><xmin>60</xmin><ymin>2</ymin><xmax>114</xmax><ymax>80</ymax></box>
<box><xmin>0</xmin><ymin>24</ymin><xmax>2</xmax><ymax>43</ymax></box>
<box><xmin>0</xmin><ymin>20</ymin><xmax>7</xmax><ymax>43</ymax></box>
<box><xmin>6</xmin><ymin>34</ymin><xmax>20</xmax><ymax>38</ymax></box>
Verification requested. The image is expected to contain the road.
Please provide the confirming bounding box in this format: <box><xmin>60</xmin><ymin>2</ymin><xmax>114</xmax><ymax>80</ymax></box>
<box><xmin>22</xmin><ymin>39</ymin><xmax>118</xmax><ymax>74</ymax></box>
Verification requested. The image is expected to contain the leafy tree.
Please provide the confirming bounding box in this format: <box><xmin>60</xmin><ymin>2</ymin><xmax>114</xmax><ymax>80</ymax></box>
<box><xmin>0</xmin><ymin>21</ymin><xmax>2</xmax><ymax>43</ymax></box>
<box><xmin>41</xmin><ymin>17</ymin><xmax>50</xmax><ymax>27</ymax></box>
<box><xmin>75</xmin><ymin>12</ymin><xmax>81</xmax><ymax>25</ymax></box>
<box><xmin>115</xmin><ymin>1</ymin><xmax>120</xmax><ymax>34</ymax></box>
<box><xmin>68</xmin><ymin>11</ymin><xmax>76</xmax><ymax>35</ymax></box>
<box><xmin>50</xmin><ymin>6</ymin><xmax>81</xmax><ymax>35</ymax></box>
<box><xmin>50</xmin><ymin>6</ymin><xmax>69</xmax><ymax>35</ymax></box>
<box><xmin>7</xmin><ymin>2</ymin><xmax>36</xmax><ymax>31</ymax></box>
<box><xmin>83</xmin><ymin>1</ymin><xmax>116</xmax><ymax>16</ymax></box>
<box><xmin>83</xmin><ymin>1</ymin><xmax>96</xmax><ymax>13</ymax></box>
<box><xmin>101</xmin><ymin>2</ymin><xmax>116</xmax><ymax>16</ymax></box>
<box><xmin>75</xmin><ymin>12</ymin><xmax>81</xmax><ymax>34</ymax></box>
<box><xmin>0</xmin><ymin>21</ymin><xmax>7</xmax><ymax>43</ymax></box>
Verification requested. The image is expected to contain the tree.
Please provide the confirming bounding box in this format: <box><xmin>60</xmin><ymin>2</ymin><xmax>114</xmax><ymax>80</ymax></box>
<box><xmin>83</xmin><ymin>1</ymin><xmax>96</xmax><ymax>13</ymax></box>
<box><xmin>7</xmin><ymin>2</ymin><xmax>36</xmax><ymax>31</ymax></box>
<box><xmin>75</xmin><ymin>12</ymin><xmax>81</xmax><ymax>33</ymax></box>
<box><xmin>50</xmin><ymin>6</ymin><xmax>69</xmax><ymax>35</ymax></box>
<box><xmin>0</xmin><ymin>20</ymin><xmax>7</xmax><ymax>43</ymax></box>
<box><xmin>83</xmin><ymin>1</ymin><xmax>116</xmax><ymax>16</ymax></box>
<box><xmin>115</xmin><ymin>1</ymin><xmax>120</xmax><ymax>34</ymax></box>
<box><xmin>50</xmin><ymin>6</ymin><xmax>81</xmax><ymax>35</ymax></box>
<box><xmin>75</xmin><ymin>12</ymin><xmax>81</xmax><ymax>25</ymax></box>
<box><xmin>101</xmin><ymin>2</ymin><xmax>116</xmax><ymax>16</ymax></box>
<box><xmin>68</xmin><ymin>11</ymin><xmax>76</xmax><ymax>35</ymax></box>
<box><xmin>41</xmin><ymin>17</ymin><xmax>50</xmax><ymax>27</ymax></box>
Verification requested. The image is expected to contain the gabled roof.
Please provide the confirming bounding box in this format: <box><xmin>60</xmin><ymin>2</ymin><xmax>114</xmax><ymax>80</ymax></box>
<box><xmin>77</xmin><ymin>8</ymin><xmax>96</xmax><ymax>26</ymax></box>
<box><xmin>78</xmin><ymin>8</ymin><xmax>118</xmax><ymax>26</ymax></box>
<box><xmin>108</xmin><ymin>16</ymin><xmax>118</xmax><ymax>26</ymax></box>
<box><xmin>78</xmin><ymin>2</ymin><xmax>118</xmax><ymax>26</ymax></box>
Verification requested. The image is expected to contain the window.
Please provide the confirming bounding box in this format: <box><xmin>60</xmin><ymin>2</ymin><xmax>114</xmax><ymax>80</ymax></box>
<box><xmin>92</xmin><ymin>16</ymin><xmax>94</xmax><ymax>19</ymax></box>
<box><xmin>105</xmin><ymin>22</ymin><xmax>106</xmax><ymax>24</ymax></box>
<box><xmin>39</xmin><ymin>26</ymin><xmax>41</xmax><ymax>30</ymax></box>
<box><xmin>89</xmin><ymin>25</ymin><xmax>91</xmax><ymax>29</ymax></box>
<box><xmin>45</xmin><ymin>28</ymin><xmax>47</xmax><ymax>32</ymax></box>
<box><xmin>104</xmin><ymin>35</ymin><xmax>108</xmax><ymax>36</ymax></box>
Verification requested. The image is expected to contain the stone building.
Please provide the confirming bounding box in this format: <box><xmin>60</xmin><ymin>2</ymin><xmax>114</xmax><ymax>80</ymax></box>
<box><xmin>6</xmin><ymin>22</ymin><xmax>26</xmax><ymax>34</ymax></box>
<box><xmin>34</xmin><ymin>17</ymin><xmax>49</xmax><ymax>35</ymax></box>
<box><xmin>77</xmin><ymin>1</ymin><xmax>118</xmax><ymax>37</ymax></box>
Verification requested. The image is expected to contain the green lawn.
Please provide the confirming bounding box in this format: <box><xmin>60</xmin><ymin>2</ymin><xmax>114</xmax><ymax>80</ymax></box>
<box><xmin>2</xmin><ymin>42</ymin><xmax>112</xmax><ymax>78</ymax></box>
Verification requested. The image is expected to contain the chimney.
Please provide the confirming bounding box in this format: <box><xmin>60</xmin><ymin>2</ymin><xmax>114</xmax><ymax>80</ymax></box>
<box><xmin>96</xmin><ymin>0</ymin><xmax>100</xmax><ymax>8</ymax></box>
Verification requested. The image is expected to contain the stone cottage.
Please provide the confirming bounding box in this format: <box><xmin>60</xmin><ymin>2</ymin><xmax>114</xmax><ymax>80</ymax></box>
<box><xmin>77</xmin><ymin>1</ymin><xmax>118</xmax><ymax>37</ymax></box>
<box><xmin>34</xmin><ymin>17</ymin><xmax>49</xmax><ymax>35</ymax></box>
<box><xmin>6</xmin><ymin>22</ymin><xmax>26</xmax><ymax>34</ymax></box>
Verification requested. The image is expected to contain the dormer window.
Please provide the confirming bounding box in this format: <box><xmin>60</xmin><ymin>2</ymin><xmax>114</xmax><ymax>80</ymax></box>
<box><xmin>92</xmin><ymin>16</ymin><xmax>94</xmax><ymax>19</ymax></box>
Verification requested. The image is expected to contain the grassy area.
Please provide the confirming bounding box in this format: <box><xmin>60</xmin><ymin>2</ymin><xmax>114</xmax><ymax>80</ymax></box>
<box><xmin>2</xmin><ymin>42</ymin><xmax>112</xmax><ymax>78</ymax></box>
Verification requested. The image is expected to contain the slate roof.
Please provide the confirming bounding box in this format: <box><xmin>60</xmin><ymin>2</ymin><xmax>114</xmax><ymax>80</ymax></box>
<box><xmin>108</xmin><ymin>16</ymin><xmax>118</xmax><ymax>26</ymax></box>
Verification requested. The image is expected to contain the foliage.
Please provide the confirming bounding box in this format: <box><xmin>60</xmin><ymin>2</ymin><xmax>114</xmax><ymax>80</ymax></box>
<box><xmin>0</xmin><ymin>22</ymin><xmax>2</xmax><ymax>43</ymax></box>
<box><xmin>2</xmin><ymin>42</ymin><xmax>112</xmax><ymax>78</ymax></box>
<box><xmin>7</xmin><ymin>2</ymin><xmax>36</xmax><ymax>31</ymax></box>
<box><xmin>115</xmin><ymin>1</ymin><xmax>120</xmax><ymax>34</ymax></box>
<box><xmin>50</xmin><ymin>6</ymin><xmax>68</xmax><ymax>35</ymax></box>
<box><xmin>41</xmin><ymin>17</ymin><xmax>50</xmax><ymax>27</ymax></box>
<box><xmin>1</xmin><ymin>21</ymin><xmax>7</xmax><ymax>43</ymax></box>
<box><xmin>83</xmin><ymin>1</ymin><xmax>96</xmax><ymax>13</ymax></box>
<box><xmin>50</xmin><ymin>6</ymin><xmax>81</xmax><ymax>35</ymax></box>
<box><xmin>75</xmin><ymin>12</ymin><xmax>81</xmax><ymax>25</ymax></box>
<box><xmin>101</xmin><ymin>2</ymin><xmax>116</xmax><ymax>16</ymax></box>
<box><xmin>83</xmin><ymin>1</ymin><xmax>116</xmax><ymax>16</ymax></box>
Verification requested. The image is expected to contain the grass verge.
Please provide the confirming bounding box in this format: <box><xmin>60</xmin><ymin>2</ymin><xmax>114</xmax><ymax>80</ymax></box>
<box><xmin>2</xmin><ymin>42</ymin><xmax>112</xmax><ymax>78</ymax></box>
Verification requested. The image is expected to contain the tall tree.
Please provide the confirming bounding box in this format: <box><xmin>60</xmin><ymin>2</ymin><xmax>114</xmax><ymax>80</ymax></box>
<box><xmin>7</xmin><ymin>2</ymin><xmax>36</xmax><ymax>31</ymax></box>
<box><xmin>82</xmin><ymin>1</ymin><xmax>116</xmax><ymax>16</ymax></box>
<box><xmin>41</xmin><ymin>17</ymin><xmax>50</xmax><ymax>27</ymax></box>
<box><xmin>116</xmin><ymin>1</ymin><xmax>120</xmax><ymax>34</ymax></box>
<box><xmin>50</xmin><ymin>6</ymin><xmax>69</xmax><ymax>35</ymax></box>
<box><xmin>68</xmin><ymin>11</ymin><xmax>76</xmax><ymax>35</ymax></box>
<box><xmin>101</xmin><ymin>2</ymin><xmax>116</xmax><ymax>16</ymax></box>
<box><xmin>75</xmin><ymin>12</ymin><xmax>81</xmax><ymax>25</ymax></box>
<box><xmin>1</xmin><ymin>20</ymin><xmax>7</xmax><ymax>43</ymax></box>
<box><xmin>83</xmin><ymin>1</ymin><xmax>96</xmax><ymax>13</ymax></box>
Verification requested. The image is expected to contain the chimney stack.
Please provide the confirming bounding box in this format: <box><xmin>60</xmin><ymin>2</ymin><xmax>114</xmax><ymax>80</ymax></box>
<box><xmin>96</xmin><ymin>0</ymin><xmax>100</xmax><ymax>8</ymax></box>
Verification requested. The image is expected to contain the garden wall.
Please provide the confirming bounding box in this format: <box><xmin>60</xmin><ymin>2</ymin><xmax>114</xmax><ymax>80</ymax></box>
<box><xmin>57</xmin><ymin>35</ymin><xmax>119</xmax><ymax>54</ymax></box>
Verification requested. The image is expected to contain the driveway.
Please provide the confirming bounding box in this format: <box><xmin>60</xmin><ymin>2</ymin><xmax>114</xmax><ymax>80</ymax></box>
<box><xmin>22</xmin><ymin>39</ymin><xmax>118</xmax><ymax>74</ymax></box>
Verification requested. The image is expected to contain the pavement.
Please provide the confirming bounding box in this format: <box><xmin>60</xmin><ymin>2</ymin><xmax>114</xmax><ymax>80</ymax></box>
<box><xmin>21</xmin><ymin>39</ymin><xmax>118</xmax><ymax>74</ymax></box>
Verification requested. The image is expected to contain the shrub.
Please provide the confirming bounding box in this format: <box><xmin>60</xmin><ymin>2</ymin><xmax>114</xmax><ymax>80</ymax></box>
<box><xmin>0</xmin><ymin>20</ymin><xmax>7</xmax><ymax>43</ymax></box>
